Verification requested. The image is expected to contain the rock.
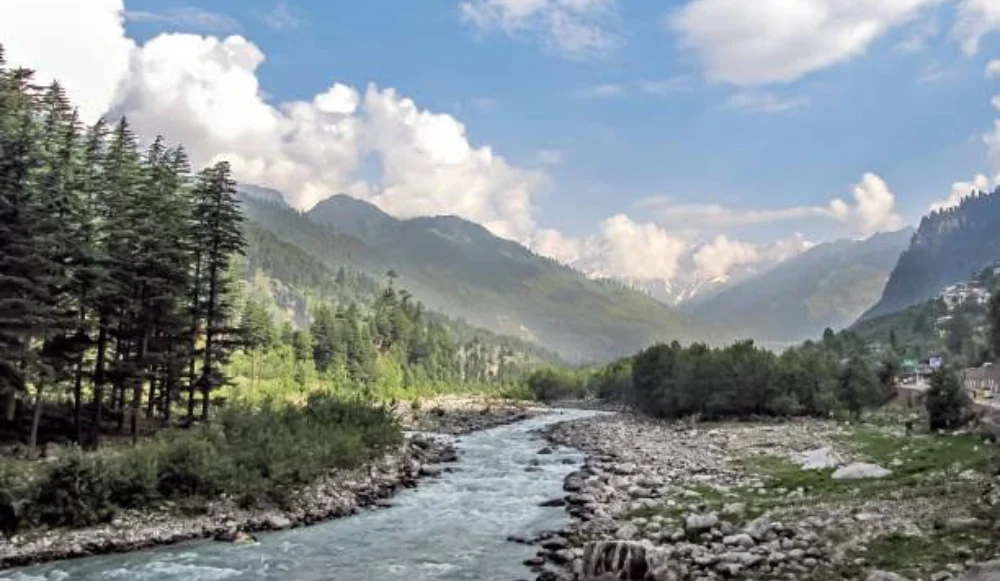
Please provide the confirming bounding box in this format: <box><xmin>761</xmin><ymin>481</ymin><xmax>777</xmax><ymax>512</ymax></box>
<box><xmin>508</xmin><ymin>534</ymin><xmax>533</xmax><ymax>545</ymax></box>
<box><xmin>538</xmin><ymin>447</ymin><xmax>554</xmax><ymax>455</ymax></box>
<box><xmin>685</xmin><ymin>513</ymin><xmax>719</xmax><ymax>533</ymax></box>
<box><xmin>542</xmin><ymin>537</ymin><xmax>570</xmax><ymax>551</ymax></box>
<box><xmin>540</xmin><ymin>498</ymin><xmax>567</xmax><ymax>508</ymax></box>
<box><xmin>721</xmin><ymin>503</ymin><xmax>746</xmax><ymax>518</ymax></box>
<box><xmin>723</xmin><ymin>533</ymin><xmax>755</xmax><ymax>549</ymax></box>
<box><xmin>264</xmin><ymin>514</ymin><xmax>293</xmax><ymax>530</ymax></box>
<box><xmin>932</xmin><ymin>571</ymin><xmax>954</xmax><ymax>581</ymax></box>
<box><xmin>942</xmin><ymin>517</ymin><xmax>989</xmax><ymax>532</ymax></box>
<box><xmin>865</xmin><ymin>571</ymin><xmax>913</xmax><ymax>581</ymax></box>
<box><xmin>580</xmin><ymin>541</ymin><xmax>681</xmax><ymax>581</ymax></box>
<box><xmin>832</xmin><ymin>462</ymin><xmax>891</xmax><ymax>480</ymax></box>
<box><xmin>743</xmin><ymin>517</ymin><xmax>773</xmax><ymax>541</ymax></box>
<box><xmin>954</xmin><ymin>560</ymin><xmax>1000</xmax><ymax>581</ymax></box>
<box><xmin>799</xmin><ymin>447</ymin><xmax>844</xmax><ymax>470</ymax></box>
<box><xmin>524</xmin><ymin>556</ymin><xmax>545</xmax><ymax>567</ymax></box>
<box><xmin>615</xmin><ymin>523</ymin><xmax>640</xmax><ymax>540</ymax></box>
<box><xmin>419</xmin><ymin>465</ymin><xmax>443</xmax><ymax>477</ymax></box>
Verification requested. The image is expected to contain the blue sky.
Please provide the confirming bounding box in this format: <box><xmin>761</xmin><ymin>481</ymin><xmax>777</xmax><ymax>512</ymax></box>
<box><xmin>119</xmin><ymin>0</ymin><xmax>1000</xmax><ymax>241</ymax></box>
<box><xmin>3</xmin><ymin>0</ymin><xmax>1000</xmax><ymax>290</ymax></box>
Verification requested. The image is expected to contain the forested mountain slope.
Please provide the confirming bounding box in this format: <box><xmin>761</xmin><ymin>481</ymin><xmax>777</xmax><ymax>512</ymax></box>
<box><xmin>238</xmin><ymin>220</ymin><xmax>563</xmax><ymax>365</ymax></box>
<box><xmin>685</xmin><ymin>229</ymin><xmax>913</xmax><ymax>347</ymax></box>
<box><xmin>863</xmin><ymin>188</ymin><xmax>1000</xmax><ymax>320</ymax></box>
<box><xmin>238</xmin><ymin>189</ymin><xmax>717</xmax><ymax>362</ymax></box>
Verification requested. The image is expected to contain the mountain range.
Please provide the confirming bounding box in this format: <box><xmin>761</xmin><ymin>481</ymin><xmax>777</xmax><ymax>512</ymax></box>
<box><xmin>681</xmin><ymin>229</ymin><xmax>913</xmax><ymax>348</ymax></box>
<box><xmin>236</xmin><ymin>186</ymin><xmax>718</xmax><ymax>362</ymax></box>
<box><xmin>237</xmin><ymin>183</ymin><xmax>999</xmax><ymax>360</ymax></box>
<box><xmin>862</xmin><ymin>187</ymin><xmax>1000</xmax><ymax>321</ymax></box>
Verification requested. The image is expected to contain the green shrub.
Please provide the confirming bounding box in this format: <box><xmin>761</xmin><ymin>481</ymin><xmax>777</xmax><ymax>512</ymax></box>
<box><xmin>36</xmin><ymin>448</ymin><xmax>117</xmax><ymax>527</ymax></box>
<box><xmin>109</xmin><ymin>445</ymin><xmax>160</xmax><ymax>508</ymax></box>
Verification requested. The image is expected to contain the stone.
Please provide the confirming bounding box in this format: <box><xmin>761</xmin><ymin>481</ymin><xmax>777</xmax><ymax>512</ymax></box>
<box><xmin>832</xmin><ymin>463</ymin><xmax>891</xmax><ymax>480</ymax></box>
<box><xmin>542</xmin><ymin>537</ymin><xmax>570</xmax><ymax>551</ymax></box>
<box><xmin>264</xmin><ymin>514</ymin><xmax>293</xmax><ymax>530</ymax></box>
<box><xmin>865</xmin><ymin>571</ymin><xmax>913</xmax><ymax>581</ymax></box>
<box><xmin>723</xmin><ymin>533</ymin><xmax>755</xmax><ymax>549</ymax></box>
<box><xmin>721</xmin><ymin>503</ymin><xmax>746</xmax><ymax>518</ymax></box>
<box><xmin>954</xmin><ymin>560</ymin><xmax>1000</xmax><ymax>581</ymax></box>
<box><xmin>524</xmin><ymin>556</ymin><xmax>545</xmax><ymax>567</ymax></box>
<box><xmin>685</xmin><ymin>513</ymin><xmax>719</xmax><ymax>533</ymax></box>
<box><xmin>932</xmin><ymin>571</ymin><xmax>953</xmax><ymax>581</ymax></box>
<box><xmin>616</xmin><ymin>523</ymin><xmax>640</xmax><ymax>540</ymax></box>
<box><xmin>799</xmin><ymin>447</ymin><xmax>844</xmax><ymax>470</ymax></box>
<box><xmin>943</xmin><ymin>517</ymin><xmax>988</xmax><ymax>532</ymax></box>
<box><xmin>538</xmin><ymin>447</ymin><xmax>554</xmax><ymax>455</ymax></box>
<box><xmin>580</xmin><ymin>541</ymin><xmax>681</xmax><ymax>581</ymax></box>
<box><xmin>540</xmin><ymin>498</ymin><xmax>567</xmax><ymax>508</ymax></box>
<box><xmin>743</xmin><ymin>517</ymin><xmax>773</xmax><ymax>541</ymax></box>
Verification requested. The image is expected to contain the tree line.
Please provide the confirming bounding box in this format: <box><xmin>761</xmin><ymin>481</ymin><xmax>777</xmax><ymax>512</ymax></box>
<box><xmin>0</xmin><ymin>48</ymin><xmax>245</xmax><ymax>453</ymax></box>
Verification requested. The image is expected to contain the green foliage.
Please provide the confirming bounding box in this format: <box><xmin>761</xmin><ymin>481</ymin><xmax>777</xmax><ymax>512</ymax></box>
<box><xmin>926</xmin><ymin>367</ymin><xmax>971</xmax><ymax>430</ymax></box>
<box><xmin>621</xmin><ymin>338</ymin><xmax>889</xmax><ymax>420</ymax></box>
<box><xmin>990</xmin><ymin>288</ymin><xmax>1000</xmax><ymax>361</ymax></box>
<box><xmin>526</xmin><ymin>367</ymin><xmax>588</xmax><ymax>402</ymax></box>
<box><xmin>15</xmin><ymin>396</ymin><xmax>401</xmax><ymax>528</ymax></box>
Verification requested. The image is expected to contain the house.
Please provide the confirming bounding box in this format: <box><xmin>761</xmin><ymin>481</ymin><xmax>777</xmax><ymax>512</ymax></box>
<box><xmin>964</xmin><ymin>365</ymin><xmax>1000</xmax><ymax>399</ymax></box>
<box><xmin>940</xmin><ymin>281</ymin><xmax>992</xmax><ymax>311</ymax></box>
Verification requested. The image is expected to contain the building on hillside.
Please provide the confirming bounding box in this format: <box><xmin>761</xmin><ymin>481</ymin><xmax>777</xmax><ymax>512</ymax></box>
<box><xmin>964</xmin><ymin>364</ymin><xmax>1000</xmax><ymax>399</ymax></box>
<box><xmin>940</xmin><ymin>281</ymin><xmax>991</xmax><ymax>311</ymax></box>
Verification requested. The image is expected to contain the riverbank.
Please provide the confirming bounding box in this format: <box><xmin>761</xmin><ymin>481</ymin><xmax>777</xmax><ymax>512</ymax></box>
<box><xmin>533</xmin><ymin>412</ymin><xmax>1000</xmax><ymax>581</ymax></box>
<box><xmin>397</xmin><ymin>395</ymin><xmax>546</xmax><ymax>434</ymax></box>
<box><xmin>0</xmin><ymin>396</ymin><xmax>541</xmax><ymax>570</ymax></box>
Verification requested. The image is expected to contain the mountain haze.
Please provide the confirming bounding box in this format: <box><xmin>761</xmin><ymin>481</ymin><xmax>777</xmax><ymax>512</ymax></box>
<box><xmin>684</xmin><ymin>229</ymin><xmax>913</xmax><ymax>346</ymax></box>
<box><xmin>238</xmin><ymin>188</ymin><xmax>719</xmax><ymax>361</ymax></box>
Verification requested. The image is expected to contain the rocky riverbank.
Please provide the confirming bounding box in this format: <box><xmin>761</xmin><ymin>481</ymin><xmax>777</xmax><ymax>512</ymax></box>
<box><xmin>526</xmin><ymin>413</ymin><xmax>1000</xmax><ymax>581</ymax></box>
<box><xmin>0</xmin><ymin>434</ymin><xmax>456</xmax><ymax>569</ymax></box>
<box><xmin>398</xmin><ymin>395</ymin><xmax>545</xmax><ymax>434</ymax></box>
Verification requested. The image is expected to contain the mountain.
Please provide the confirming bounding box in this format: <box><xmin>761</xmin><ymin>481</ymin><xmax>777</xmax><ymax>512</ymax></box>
<box><xmin>237</xmin><ymin>184</ymin><xmax>289</xmax><ymax>206</ymax></box>
<box><xmin>683</xmin><ymin>229</ymin><xmax>913</xmax><ymax>347</ymax></box>
<box><xmin>862</xmin><ymin>188</ymin><xmax>1000</xmax><ymax>321</ymax></box>
<box><xmin>238</xmin><ymin>220</ymin><xmax>563</xmax><ymax>364</ymax></box>
<box><xmin>238</xmin><ymin>189</ymin><xmax>718</xmax><ymax>361</ymax></box>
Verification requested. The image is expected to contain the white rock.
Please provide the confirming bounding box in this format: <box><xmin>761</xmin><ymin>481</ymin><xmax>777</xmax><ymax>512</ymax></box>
<box><xmin>799</xmin><ymin>447</ymin><xmax>844</xmax><ymax>470</ymax></box>
<box><xmin>685</xmin><ymin>513</ymin><xmax>719</xmax><ymax>533</ymax></box>
<box><xmin>832</xmin><ymin>462</ymin><xmax>891</xmax><ymax>480</ymax></box>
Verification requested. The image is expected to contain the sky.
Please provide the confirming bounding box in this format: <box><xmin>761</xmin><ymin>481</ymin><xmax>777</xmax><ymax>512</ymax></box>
<box><xmin>2</xmin><ymin>0</ymin><xmax>1000</xmax><ymax>293</ymax></box>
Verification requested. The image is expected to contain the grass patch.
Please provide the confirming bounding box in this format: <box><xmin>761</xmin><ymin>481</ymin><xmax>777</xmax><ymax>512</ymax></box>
<box><xmin>864</xmin><ymin>530</ymin><xmax>996</xmax><ymax>578</ymax></box>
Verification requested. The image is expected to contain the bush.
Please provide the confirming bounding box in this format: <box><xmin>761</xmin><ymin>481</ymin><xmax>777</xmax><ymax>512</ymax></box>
<box><xmin>19</xmin><ymin>395</ymin><xmax>402</xmax><ymax>529</ymax></box>
<box><xmin>35</xmin><ymin>449</ymin><xmax>117</xmax><ymax>527</ymax></box>
<box><xmin>926</xmin><ymin>368</ymin><xmax>971</xmax><ymax>431</ymax></box>
<box><xmin>527</xmin><ymin>368</ymin><xmax>587</xmax><ymax>402</ymax></box>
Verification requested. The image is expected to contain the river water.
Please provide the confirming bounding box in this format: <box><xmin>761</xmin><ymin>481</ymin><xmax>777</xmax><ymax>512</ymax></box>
<box><xmin>2</xmin><ymin>409</ymin><xmax>598</xmax><ymax>581</ymax></box>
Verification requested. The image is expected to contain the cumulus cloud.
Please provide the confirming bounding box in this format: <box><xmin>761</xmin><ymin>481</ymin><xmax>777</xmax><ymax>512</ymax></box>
<box><xmin>0</xmin><ymin>0</ymin><xmax>133</xmax><ymax>123</ymax></box>
<box><xmin>952</xmin><ymin>0</ymin><xmax>1000</xmax><ymax>56</ymax></box>
<box><xmin>670</xmin><ymin>0</ymin><xmax>941</xmax><ymax>85</ymax></box>
<box><xmin>692</xmin><ymin>235</ymin><xmax>759</xmax><ymax>280</ymax></box>
<box><xmin>988</xmin><ymin>60</ymin><xmax>1000</xmax><ymax>78</ymax></box>
<box><xmin>460</xmin><ymin>0</ymin><xmax>621</xmax><ymax>59</ymax></box>
<box><xmin>929</xmin><ymin>174</ymin><xmax>992</xmax><ymax>212</ymax></box>
<box><xmin>645</xmin><ymin>173</ymin><xmax>903</xmax><ymax>237</ymax></box>
<box><xmin>828</xmin><ymin>172</ymin><xmax>904</xmax><ymax>235</ymax></box>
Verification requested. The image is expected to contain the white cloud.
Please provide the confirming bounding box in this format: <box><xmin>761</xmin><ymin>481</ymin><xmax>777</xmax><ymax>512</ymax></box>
<box><xmin>645</xmin><ymin>172</ymin><xmax>903</xmax><ymax>237</ymax></box>
<box><xmin>724</xmin><ymin>91</ymin><xmax>809</xmax><ymax>113</ymax></box>
<box><xmin>126</xmin><ymin>7</ymin><xmax>241</xmax><ymax>33</ymax></box>
<box><xmin>692</xmin><ymin>235</ymin><xmax>759</xmax><ymax>280</ymax></box>
<box><xmin>0</xmin><ymin>0</ymin><xmax>133</xmax><ymax>124</ymax></box>
<box><xmin>987</xmin><ymin>60</ymin><xmax>1000</xmax><ymax>78</ymax></box>
<box><xmin>987</xmin><ymin>120</ymin><xmax>1000</xmax><ymax>178</ymax></box>
<box><xmin>254</xmin><ymin>2</ymin><xmax>301</xmax><ymax>31</ymax></box>
<box><xmin>894</xmin><ymin>17</ymin><xmax>939</xmax><ymax>53</ymax></box>
<box><xmin>670</xmin><ymin>0</ymin><xmax>941</xmax><ymax>85</ymax></box>
<box><xmin>929</xmin><ymin>174</ymin><xmax>992</xmax><ymax>212</ymax></box>
<box><xmin>828</xmin><ymin>172</ymin><xmax>904</xmax><ymax>235</ymax></box>
<box><xmin>952</xmin><ymin>0</ymin><xmax>1000</xmax><ymax>55</ymax></box>
<box><xmin>575</xmin><ymin>83</ymin><xmax>627</xmax><ymax>98</ymax></box>
<box><xmin>992</xmin><ymin>96</ymin><xmax>1000</xmax><ymax>111</ymax></box>
<box><xmin>460</xmin><ymin>0</ymin><xmax>621</xmax><ymax>59</ymax></box>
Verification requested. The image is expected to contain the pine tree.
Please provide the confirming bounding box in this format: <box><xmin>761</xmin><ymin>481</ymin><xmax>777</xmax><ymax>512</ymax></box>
<box><xmin>190</xmin><ymin>162</ymin><xmax>244</xmax><ymax>421</ymax></box>
<box><xmin>926</xmin><ymin>367</ymin><xmax>970</xmax><ymax>431</ymax></box>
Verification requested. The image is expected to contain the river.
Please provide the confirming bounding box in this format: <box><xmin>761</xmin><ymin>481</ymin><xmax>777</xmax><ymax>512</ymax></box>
<box><xmin>1</xmin><ymin>409</ymin><xmax>599</xmax><ymax>581</ymax></box>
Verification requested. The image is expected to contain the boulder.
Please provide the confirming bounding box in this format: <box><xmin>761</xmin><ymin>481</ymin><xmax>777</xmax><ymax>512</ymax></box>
<box><xmin>581</xmin><ymin>541</ymin><xmax>682</xmax><ymax>581</ymax></box>
<box><xmin>955</xmin><ymin>560</ymin><xmax>1000</xmax><ymax>581</ymax></box>
<box><xmin>264</xmin><ymin>514</ymin><xmax>293</xmax><ymax>530</ymax></box>
<box><xmin>832</xmin><ymin>462</ymin><xmax>891</xmax><ymax>480</ymax></box>
<box><xmin>685</xmin><ymin>513</ymin><xmax>719</xmax><ymax>533</ymax></box>
<box><xmin>799</xmin><ymin>447</ymin><xmax>844</xmax><ymax>470</ymax></box>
